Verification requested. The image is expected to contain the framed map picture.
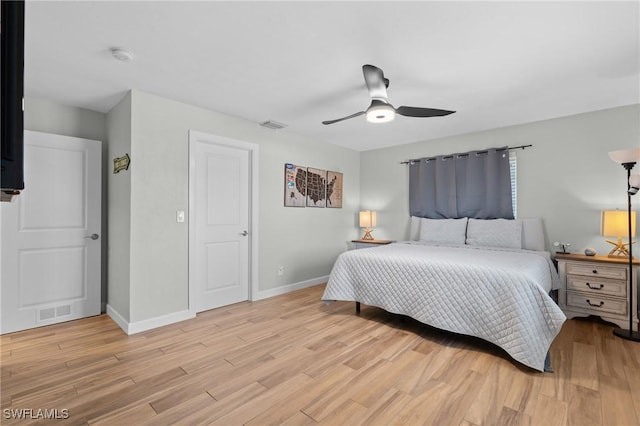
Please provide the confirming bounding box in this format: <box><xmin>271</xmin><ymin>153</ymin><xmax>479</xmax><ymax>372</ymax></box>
<box><xmin>284</xmin><ymin>163</ymin><xmax>306</xmax><ymax>207</ymax></box>
<box><xmin>326</xmin><ymin>171</ymin><xmax>343</xmax><ymax>208</ymax></box>
<box><xmin>306</xmin><ymin>167</ymin><xmax>326</xmax><ymax>207</ymax></box>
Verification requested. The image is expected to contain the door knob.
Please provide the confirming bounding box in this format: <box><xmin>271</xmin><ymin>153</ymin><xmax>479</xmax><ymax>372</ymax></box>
<box><xmin>240</xmin><ymin>230</ymin><xmax>248</xmax><ymax>236</ymax></box>
<box><xmin>85</xmin><ymin>233</ymin><xmax>99</xmax><ymax>240</ymax></box>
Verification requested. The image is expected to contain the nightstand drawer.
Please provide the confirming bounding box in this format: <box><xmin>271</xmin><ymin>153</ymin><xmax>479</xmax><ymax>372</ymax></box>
<box><xmin>566</xmin><ymin>263</ymin><xmax>627</xmax><ymax>280</ymax></box>
<box><xmin>566</xmin><ymin>276</ymin><xmax>627</xmax><ymax>297</ymax></box>
<box><xmin>566</xmin><ymin>291</ymin><xmax>627</xmax><ymax>316</ymax></box>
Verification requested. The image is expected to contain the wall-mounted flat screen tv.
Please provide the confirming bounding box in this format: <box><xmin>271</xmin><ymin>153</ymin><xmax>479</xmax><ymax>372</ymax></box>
<box><xmin>1</xmin><ymin>0</ymin><xmax>25</xmax><ymax>198</ymax></box>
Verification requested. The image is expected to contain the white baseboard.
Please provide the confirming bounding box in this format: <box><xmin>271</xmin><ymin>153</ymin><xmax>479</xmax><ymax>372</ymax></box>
<box><xmin>107</xmin><ymin>304</ymin><xmax>195</xmax><ymax>335</ymax></box>
<box><xmin>254</xmin><ymin>275</ymin><xmax>328</xmax><ymax>301</ymax></box>
<box><xmin>106</xmin><ymin>304</ymin><xmax>129</xmax><ymax>333</ymax></box>
<box><xmin>106</xmin><ymin>277</ymin><xmax>326</xmax><ymax>335</ymax></box>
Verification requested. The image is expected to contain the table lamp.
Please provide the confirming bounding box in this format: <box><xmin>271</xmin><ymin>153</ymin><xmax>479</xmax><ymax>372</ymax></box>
<box><xmin>359</xmin><ymin>210</ymin><xmax>377</xmax><ymax>240</ymax></box>
<box><xmin>601</xmin><ymin>210</ymin><xmax>636</xmax><ymax>258</ymax></box>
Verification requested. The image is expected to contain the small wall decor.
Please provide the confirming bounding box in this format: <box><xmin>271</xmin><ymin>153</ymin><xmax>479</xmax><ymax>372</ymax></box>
<box><xmin>306</xmin><ymin>167</ymin><xmax>326</xmax><ymax>207</ymax></box>
<box><xmin>113</xmin><ymin>153</ymin><xmax>130</xmax><ymax>174</ymax></box>
<box><xmin>326</xmin><ymin>171</ymin><xmax>343</xmax><ymax>208</ymax></box>
<box><xmin>284</xmin><ymin>163</ymin><xmax>306</xmax><ymax>207</ymax></box>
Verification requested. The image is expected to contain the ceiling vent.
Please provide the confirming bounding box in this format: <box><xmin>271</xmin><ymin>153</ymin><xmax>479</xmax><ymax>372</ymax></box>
<box><xmin>259</xmin><ymin>120</ymin><xmax>287</xmax><ymax>130</ymax></box>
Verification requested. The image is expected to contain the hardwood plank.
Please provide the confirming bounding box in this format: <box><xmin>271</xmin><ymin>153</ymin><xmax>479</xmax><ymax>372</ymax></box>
<box><xmin>318</xmin><ymin>399</ymin><xmax>367</xmax><ymax>425</ymax></box>
<box><xmin>624</xmin><ymin>364</ymin><xmax>640</xmax><ymax>423</ymax></box>
<box><xmin>599</xmin><ymin>372</ymin><xmax>639</xmax><ymax>426</ymax></box>
<box><xmin>246</xmin><ymin>364</ymin><xmax>354</xmax><ymax>426</ymax></box>
<box><xmin>357</xmin><ymin>387</ymin><xmax>413</xmax><ymax>426</ymax></box>
<box><xmin>391</xmin><ymin>379</ymin><xmax>453</xmax><ymax>425</ymax></box>
<box><xmin>90</xmin><ymin>402</ymin><xmax>157</xmax><ymax>425</ymax></box>
<box><xmin>531</xmin><ymin>393</ymin><xmax>568</xmax><ymax>426</ymax></box>
<box><xmin>571</xmin><ymin>341</ymin><xmax>598</xmax><ymax>391</ymax></box>
<box><xmin>567</xmin><ymin>384</ymin><xmax>602</xmax><ymax>426</ymax></box>
<box><xmin>138</xmin><ymin>391</ymin><xmax>217</xmax><ymax>425</ymax></box>
<box><xmin>212</xmin><ymin>373</ymin><xmax>312</xmax><ymax>425</ymax></box>
<box><xmin>464</xmin><ymin>361</ymin><xmax>516</xmax><ymax>425</ymax></box>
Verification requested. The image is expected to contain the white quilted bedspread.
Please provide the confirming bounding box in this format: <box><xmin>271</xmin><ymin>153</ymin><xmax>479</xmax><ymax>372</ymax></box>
<box><xmin>322</xmin><ymin>242</ymin><xmax>566</xmax><ymax>371</ymax></box>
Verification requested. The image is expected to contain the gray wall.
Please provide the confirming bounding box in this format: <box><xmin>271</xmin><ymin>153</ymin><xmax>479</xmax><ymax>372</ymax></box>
<box><xmin>361</xmin><ymin>104</ymin><xmax>640</xmax><ymax>256</ymax></box>
<box><xmin>106</xmin><ymin>93</ymin><xmax>133</xmax><ymax>321</ymax></box>
<box><xmin>124</xmin><ymin>90</ymin><xmax>360</xmax><ymax>322</ymax></box>
<box><xmin>23</xmin><ymin>97</ymin><xmax>110</xmax><ymax>311</ymax></box>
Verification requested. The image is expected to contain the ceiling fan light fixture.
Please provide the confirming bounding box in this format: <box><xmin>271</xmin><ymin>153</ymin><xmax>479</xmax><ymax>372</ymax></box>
<box><xmin>366</xmin><ymin>103</ymin><xmax>395</xmax><ymax>123</ymax></box>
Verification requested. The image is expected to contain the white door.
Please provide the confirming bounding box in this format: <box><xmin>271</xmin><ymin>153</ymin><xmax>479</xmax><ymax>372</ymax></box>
<box><xmin>1</xmin><ymin>131</ymin><xmax>101</xmax><ymax>334</ymax></box>
<box><xmin>191</xmin><ymin>137</ymin><xmax>250</xmax><ymax>312</ymax></box>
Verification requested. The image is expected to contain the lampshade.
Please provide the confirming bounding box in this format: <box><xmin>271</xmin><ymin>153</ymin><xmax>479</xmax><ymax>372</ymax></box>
<box><xmin>608</xmin><ymin>148</ymin><xmax>640</xmax><ymax>164</ymax></box>
<box><xmin>601</xmin><ymin>210</ymin><xmax>636</xmax><ymax>237</ymax></box>
<box><xmin>359</xmin><ymin>210</ymin><xmax>377</xmax><ymax>228</ymax></box>
<box><xmin>359</xmin><ymin>210</ymin><xmax>377</xmax><ymax>240</ymax></box>
<box><xmin>630</xmin><ymin>174</ymin><xmax>640</xmax><ymax>195</ymax></box>
<box><xmin>601</xmin><ymin>210</ymin><xmax>637</xmax><ymax>258</ymax></box>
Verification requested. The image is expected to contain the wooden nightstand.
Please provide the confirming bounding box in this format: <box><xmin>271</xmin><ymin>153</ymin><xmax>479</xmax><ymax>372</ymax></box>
<box><xmin>556</xmin><ymin>253</ymin><xmax>639</xmax><ymax>329</ymax></box>
<box><xmin>351</xmin><ymin>239</ymin><xmax>394</xmax><ymax>250</ymax></box>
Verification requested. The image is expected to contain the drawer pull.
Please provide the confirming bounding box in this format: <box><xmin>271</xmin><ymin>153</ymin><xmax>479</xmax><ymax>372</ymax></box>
<box><xmin>586</xmin><ymin>299</ymin><xmax>604</xmax><ymax>307</ymax></box>
<box><xmin>585</xmin><ymin>282</ymin><xmax>604</xmax><ymax>290</ymax></box>
<box><xmin>592</xmin><ymin>270</ymin><xmax>598</xmax><ymax>274</ymax></box>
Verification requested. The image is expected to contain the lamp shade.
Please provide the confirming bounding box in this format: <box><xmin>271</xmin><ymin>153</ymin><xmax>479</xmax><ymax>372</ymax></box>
<box><xmin>359</xmin><ymin>210</ymin><xmax>377</xmax><ymax>228</ymax></box>
<box><xmin>630</xmin><ymin>174</ymin><xmax>640</xmax><ymax>195</ymax></box>
<box><xmin>608</xmin><ymin>148</ymin><xmax>640</xmax><ymax>164</ymax></box>
<box><xmin>601</xmin><ymin>210</ymin><xmax>636</xmax><ymax>238</ymax></box>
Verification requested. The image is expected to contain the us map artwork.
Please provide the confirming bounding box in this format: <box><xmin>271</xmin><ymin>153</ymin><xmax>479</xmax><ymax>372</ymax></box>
<box><xmin>306</xmin><ymin>167</ymin><xmax>326</xmax><ymax>207</ymax></box>
<box><xmin>284</xmin><ymin>164</ymin><xmax>343</xmax><ymax>208</ymax></box>
<box><xmin>326</xmin><ymin>171</ymin><xmax>343</xmax><ymax>208</ymax></box>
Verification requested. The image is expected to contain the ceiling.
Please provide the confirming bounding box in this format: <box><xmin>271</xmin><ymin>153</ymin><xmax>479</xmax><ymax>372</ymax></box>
<box><xmin>23</xmin><ymin>1</ymin><xmax>639</xmax><ymax>151</ymax></box>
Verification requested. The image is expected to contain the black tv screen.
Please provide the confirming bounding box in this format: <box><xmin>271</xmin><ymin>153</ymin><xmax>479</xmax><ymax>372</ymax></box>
<box><xmin>1</xmin><ymin>0</ymin><xmax>25</xmax><ymax>195</ymax></box>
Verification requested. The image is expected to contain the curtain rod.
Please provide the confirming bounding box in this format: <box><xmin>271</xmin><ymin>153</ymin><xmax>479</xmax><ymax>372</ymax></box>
<box><xmin>400</xmin><ymin>144</ymin><xmax>532</xmax><ymax>164</ymax></box>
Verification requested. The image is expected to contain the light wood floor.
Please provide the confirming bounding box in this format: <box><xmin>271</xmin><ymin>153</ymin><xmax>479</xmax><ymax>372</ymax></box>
<box><xmin>1</xmin><ymin>284</ymin><xmax>639</xmax><ymax>426</ymax></box>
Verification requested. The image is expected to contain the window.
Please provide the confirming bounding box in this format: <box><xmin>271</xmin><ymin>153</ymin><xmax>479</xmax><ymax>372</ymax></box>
<box><xmin>509</xmin><ymin>151</ymin><xmax>517</xmax><ymax>218</ymax></box>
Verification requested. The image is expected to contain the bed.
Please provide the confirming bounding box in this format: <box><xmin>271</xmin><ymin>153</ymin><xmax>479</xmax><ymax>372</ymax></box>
<box><xmin>321</xmin><ymin>217</ymin><xmax>566</xmax><ymax>372</ymax></box>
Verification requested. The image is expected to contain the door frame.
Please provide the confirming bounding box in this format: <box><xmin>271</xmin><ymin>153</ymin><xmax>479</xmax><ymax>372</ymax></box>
<box><xmin>188</xmin><ymin>130</ymin><xmax>259</xmax><ymax>316</ymax></box>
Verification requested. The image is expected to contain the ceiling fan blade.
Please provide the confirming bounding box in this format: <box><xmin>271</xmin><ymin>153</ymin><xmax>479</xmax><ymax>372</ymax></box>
<box><xmin>322</xmin><ymin>111</ymin><xmax>365</xmax><ymax>125</ymax></box>
<box><xmin>362</xmin><ymin>64</ymin><xmax>388</xmax><ymax>100</ymax></box>
<box><xmin>395</xmin><ymin>106</ymin><xmax>456</xmax><ymax>117</ymax></box>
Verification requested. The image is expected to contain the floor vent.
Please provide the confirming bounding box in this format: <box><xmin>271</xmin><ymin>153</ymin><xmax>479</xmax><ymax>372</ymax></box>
<box><xmin>38</xmin><ymin>304</ymin><xmax>71</xmax><ymax>322</ymax></box>
<box><xmin>56</xmin><ymin>305</ymin><xmax>71</xmax><ymax>316</ymax></box>
<box><xmin>39</xmin><ymin>307</ymin><xmax>56</xmax><ymax>321</ymax></box>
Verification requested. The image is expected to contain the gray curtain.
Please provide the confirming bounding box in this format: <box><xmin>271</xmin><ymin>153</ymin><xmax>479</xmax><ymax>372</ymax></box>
<box><xmin>409</xmin><ymin>147</ymin><xmax>514</xmax><ymax>219</ymax></box>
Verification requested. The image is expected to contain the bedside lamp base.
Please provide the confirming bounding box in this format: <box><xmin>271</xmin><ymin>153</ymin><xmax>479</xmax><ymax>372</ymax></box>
<box><xmin>606</xmin><ymin>237</ymin><xmax>635</xmax><ymax>258</ymax></box>
<box><xmin>361</xmin><ymin>229</ymin><xmax>374</xmax><ymax>240</ymax></box>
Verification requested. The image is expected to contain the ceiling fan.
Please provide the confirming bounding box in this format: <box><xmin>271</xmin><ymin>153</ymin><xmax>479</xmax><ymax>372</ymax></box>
<box><xmin>322</xmin><ymin>64</ymin><xmax>455</xmax><ymax>125</ymax></box>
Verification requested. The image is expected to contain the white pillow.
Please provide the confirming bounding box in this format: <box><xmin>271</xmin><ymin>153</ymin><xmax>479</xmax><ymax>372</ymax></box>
<box><xmin>419</xmin><ymin>217</ymin><xmax>468</xmax><ymax>245</ymax></box>
<box><xmin>466</xmin><ymin>218</ymin><xmax>523</xmax><ymax>249</ymax></box>
<box><xmin>409</xmin><ymin>216</ymin><xmax>421</xmax><ymax>241</ymax></box>
<box><xmin>521</xmin><ymin>217</ymin><xmax>545</xmax><ymax>251</ymax></box>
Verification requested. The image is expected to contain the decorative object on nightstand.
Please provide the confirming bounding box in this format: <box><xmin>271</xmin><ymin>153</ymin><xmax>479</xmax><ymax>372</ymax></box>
<box><xmin>359</xmin><ymin>210</ymin><xmax>377</xmax><ymax>240</ymax></box>
<box><xmin>553</xmin><ymin>241</ymin><xmax>571</xmax><ymax>254</ymax></box>
<box><xmin>601</xmin><ymin>210</ymin><xmax>636</xmax><ymax>258</ymax></box>
<box><xmin>351</xmin><ymin>239</ymin><xmax>393</xmax><ymax>249</ymax></box>
<box><xmin>607</xmin><ymin>147</ymin><xmax>640</xmax><ymax>342</ymax></box>
<box><xmin>584</xmin><ymin>248</ymin><xmax>596</xmax><ymax>256</ymax></box>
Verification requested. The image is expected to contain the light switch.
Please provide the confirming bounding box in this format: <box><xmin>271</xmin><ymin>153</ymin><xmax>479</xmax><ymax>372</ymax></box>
<box><xmin>176</xmin><ymin>210</ymin><xmax>185</xmax><ymax>223</ymax></box>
